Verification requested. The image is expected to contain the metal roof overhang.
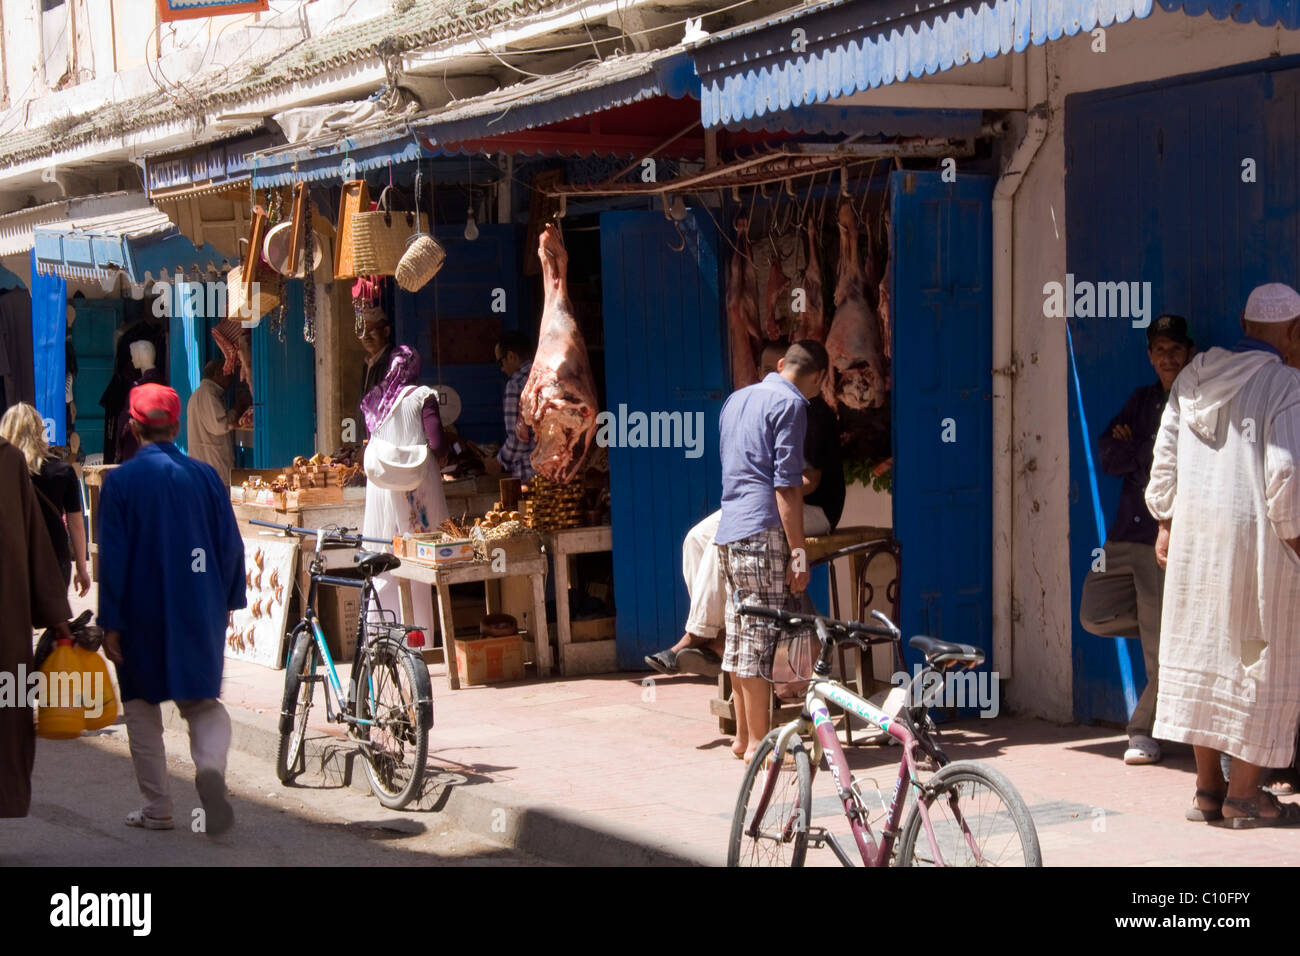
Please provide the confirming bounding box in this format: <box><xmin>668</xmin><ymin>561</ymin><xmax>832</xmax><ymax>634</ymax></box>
<box><xmin>33</xmin><ymin>195</ymin><xmax>233</xmax><ymax>282</ymax></box>
<box><xmin>690</xmin><ymin>0</ymin><xmax>1170</xmax><ymax>128</ymax></box>
<box><xmin>414</xmin><ymin>49</ymin><xmax>702</xmax><ymax>152</ymax></box>
<box><xmin>248</xmin><ymin>129</ymin><xmax>427</xmax><ymax>189</ymax></box>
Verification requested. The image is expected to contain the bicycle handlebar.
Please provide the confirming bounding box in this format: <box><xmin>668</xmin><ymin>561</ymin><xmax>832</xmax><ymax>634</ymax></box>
<box><xmin>248</xmin><ymin>518</ymin><xmax>391</xmax><ymax>547</ymax></box>
<box><xmin>733</xmin><ymin>593</ymin><xmax>900</xmax><ymax>644</ymax></box>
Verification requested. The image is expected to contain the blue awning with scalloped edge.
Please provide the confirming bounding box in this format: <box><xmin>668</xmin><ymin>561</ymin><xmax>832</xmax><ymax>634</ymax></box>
<box><xmin>691</xmin><ymin>0</ymin><xmax>1300</xmax><ymax>129</ymax></box>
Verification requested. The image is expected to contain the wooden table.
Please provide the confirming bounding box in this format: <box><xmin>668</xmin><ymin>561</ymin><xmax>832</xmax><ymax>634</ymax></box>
<box><xmin>390</xmin><ymin>555</ymin><xmax>551</xmax><ymax>690</ymax></box>
<box><xmin>541</xmin><ymin>525</ymin><xmax>614</xmax><ymax>676</ymax></box>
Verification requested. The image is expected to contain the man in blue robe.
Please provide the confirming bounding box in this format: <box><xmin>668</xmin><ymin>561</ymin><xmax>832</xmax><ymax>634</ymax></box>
<box><xmin>98</xmin><ymin>384</ymin><xmax>245</xmax><ymax>835</ymax></box>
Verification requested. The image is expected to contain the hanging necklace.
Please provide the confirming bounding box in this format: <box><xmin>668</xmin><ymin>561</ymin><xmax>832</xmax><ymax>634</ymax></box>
<box><xmin>302</xmin><ymin>188</ymin><xmax>316</xmax><ymax>344</ymax></box>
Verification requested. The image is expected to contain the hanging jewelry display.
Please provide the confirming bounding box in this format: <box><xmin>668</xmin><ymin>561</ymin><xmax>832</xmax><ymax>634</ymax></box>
<box><xmin>302</xmin><ymin>188</ymin><xmax>316</xmax><ymax>344</ymax></box>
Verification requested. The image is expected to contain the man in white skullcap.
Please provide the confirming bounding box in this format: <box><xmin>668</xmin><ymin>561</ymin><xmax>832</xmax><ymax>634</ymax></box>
<box><xmin>1147</xmin><ymin>282</ymin><xmax>1300</xmax><ymax>828</ymax></box>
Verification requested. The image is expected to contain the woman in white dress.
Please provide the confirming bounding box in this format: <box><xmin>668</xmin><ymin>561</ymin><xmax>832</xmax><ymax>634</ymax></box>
<box><xmin>360</xmin><ymin>344</ymin><xmax>449</xmax><ymax>629</ymax></box>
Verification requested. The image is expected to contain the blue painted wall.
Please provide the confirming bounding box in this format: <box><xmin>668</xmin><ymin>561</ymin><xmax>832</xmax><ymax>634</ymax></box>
<box><xmin>394</xmin><ymin>224</ymin><xmax>525</xmax><ymax>444</ymax></box>
<box><xmin>1064</xmin><ymin>59</ymin><xmax>1300</xmax><ymax>722</ymax></box>
<box><xmin>890</xmin><ymin>171</ymin><xmax>995</xmax><ymax>699</ymax></box>
<box><xmin>600</xmin><ymin>210</ymin><xmax>726</xmax><ymax>669</ymax></box>
<box><xmin>252</xmin><ymin>280</ymin><xmax>316</xmax><ymax>467</ymax></box>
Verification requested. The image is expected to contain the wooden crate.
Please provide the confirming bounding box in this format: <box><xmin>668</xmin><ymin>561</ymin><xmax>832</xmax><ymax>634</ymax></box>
<box><xmin>317</xmin><ymin>582</ymin><xmax>362</xmax><ymax>661</ymax></box>
<box><xmin>570</xmin><ymin>615</ymin><xmax>615</xmax><ymax>643</ymax></box>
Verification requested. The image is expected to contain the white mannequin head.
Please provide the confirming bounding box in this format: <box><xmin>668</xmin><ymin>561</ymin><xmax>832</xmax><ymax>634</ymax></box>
<box><xmin>129</xmin><ymin>340</ymin><xmax>156</xmax><ymax>373</ymax></box>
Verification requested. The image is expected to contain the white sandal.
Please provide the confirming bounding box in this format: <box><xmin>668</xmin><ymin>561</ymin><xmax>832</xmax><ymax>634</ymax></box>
<box><xmin>125</xmin><ymin>809</ymin><xmax>174</xmax><ymax>830</ymax></box>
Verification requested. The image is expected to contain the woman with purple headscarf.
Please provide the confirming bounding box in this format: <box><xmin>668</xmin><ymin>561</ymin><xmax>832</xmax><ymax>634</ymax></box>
<box><xmin>361</xmin><ymin>344</ymin><xmax>449</xmax><ymax>628</ymax></box>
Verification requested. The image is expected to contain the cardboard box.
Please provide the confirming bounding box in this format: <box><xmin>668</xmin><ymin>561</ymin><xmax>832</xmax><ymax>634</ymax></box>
<box><xmin>316</xmin><ymin>583</ymin><xmax>362</xmax><ymax>662</ymax></box>
<box><xmin>455</xmin><ymin>635</ymin><xmax>525</xmax><ymax>685</ymax></box>
<box><xmin>570</xmin><ymin>615</ymin><xmax>615</xmax><ymax>643</ymax></box>
<box><xmin>415</xmin><ymin>538</ymin><xmax>477</xmax><ymax>565</ymax></box>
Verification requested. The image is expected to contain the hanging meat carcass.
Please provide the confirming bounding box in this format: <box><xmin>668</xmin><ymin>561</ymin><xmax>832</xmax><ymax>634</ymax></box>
<box><xmin>517</xmin><ymin>223</ymin><xmax>600</xmax><ymax>484</ymax></box>
<box><xmin>727</xmin><ymin>218</ymin><xmax>761</xmax><ymax>390</ymax></box>
<box><xmin>762</xmin><ymin>239</ymin><xmax>788</xmax><ymax>341</ymax></box>
<box><xmin>823</xmin><ymin>199</ymin><xmax>887</xmax><ymax>410</ymax></box>
<box><xmin>790</xmin><ymin>216</ymin><xmax>826</xmax><ymax>343</ymax></box>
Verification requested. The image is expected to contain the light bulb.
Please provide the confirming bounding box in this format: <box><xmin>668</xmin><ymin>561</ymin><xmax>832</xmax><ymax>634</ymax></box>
<box><xmin>464</xmin><ymin>209</ymin><xmax>479</xmax><ymax>241</ymax></box>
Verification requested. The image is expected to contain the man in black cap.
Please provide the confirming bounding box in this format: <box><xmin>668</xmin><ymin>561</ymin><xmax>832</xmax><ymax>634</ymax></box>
<box><xmin>1080</xmin><ymin>314</ymin><xmax>1192</xmax><ymax>765</ymax></box>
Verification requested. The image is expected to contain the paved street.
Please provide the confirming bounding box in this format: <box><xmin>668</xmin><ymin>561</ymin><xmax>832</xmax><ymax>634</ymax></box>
<box><xmin>1</xmin><ymin>717</ymin><xmax>543</xmax><ymax>866</ymax></box>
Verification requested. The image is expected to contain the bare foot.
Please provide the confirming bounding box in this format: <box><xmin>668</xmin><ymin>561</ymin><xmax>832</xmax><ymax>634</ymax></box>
<box><xmin>742</xmin><ymin>748</ymin><xmax>760</xmax><ymax>764</ymax></box>
<box><xmin>731</xmin><ymin>740</ymin><xmax>747</xmax><ymax>759</ymax></box>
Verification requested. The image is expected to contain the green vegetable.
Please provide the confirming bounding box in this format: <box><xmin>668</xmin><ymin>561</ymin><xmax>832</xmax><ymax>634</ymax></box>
<box><xmin>843</xmin><ymin>457</ymin><xmax>892</xmax><ymax>494</ymax></box>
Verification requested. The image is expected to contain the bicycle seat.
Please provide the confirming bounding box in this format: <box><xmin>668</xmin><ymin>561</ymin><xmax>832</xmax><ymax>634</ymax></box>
<box><xmin>355</xmin><ymin>551</ymin><xmax>401</xmax><ymax>576</ymax></box>
<box><xmin>909</xmin><ymin>635</ymin><xmax>985</xmax><ymax>668</ymax></box>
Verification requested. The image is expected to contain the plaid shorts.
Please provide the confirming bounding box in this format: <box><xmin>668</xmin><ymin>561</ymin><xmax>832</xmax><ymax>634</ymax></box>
<box><xmin>720</xmin><ymin>527</ymin><xmax>796</xmax><ymax>678</ymax></box>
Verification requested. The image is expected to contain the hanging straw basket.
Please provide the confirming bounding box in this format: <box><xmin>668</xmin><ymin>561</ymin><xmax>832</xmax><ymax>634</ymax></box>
<box><xmin>226</xmin><ymin>262</ymin><xmax>282</xmax><ymax>321</ymax></box>
<box><xmin>351</xmin><ymin>185</ymin><xmax>416</xmax><ymax>276</ymax></box>
<box><xmin>395</xmin><ymin>173</ymin><xmax>444</xmax><ymax>292</ymax></box>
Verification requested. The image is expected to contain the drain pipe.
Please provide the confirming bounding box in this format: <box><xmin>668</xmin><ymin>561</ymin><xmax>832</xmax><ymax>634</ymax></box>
<box><xmin>991</xmin><ymin>43</ymin><xmax>1048</xmax><ymax>682</ymax></box>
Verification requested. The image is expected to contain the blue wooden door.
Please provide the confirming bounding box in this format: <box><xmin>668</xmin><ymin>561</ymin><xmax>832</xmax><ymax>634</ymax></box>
<box><xmin>252</xmin><ymin>280</ymin><xmax>316</xmax><ymax>467</ymax></box>
<box><xmin>600</xmin><ymin>210</ymin><xmax>726</xmax><ymax>669</ymax></box>
<box><xmin>890</xmin><ymin>171</ymin><xmax>995</xmax><ymax>681</ymax></box>
<box><xmin>1064</xmin><ymin>61</ymin><xmax>1300</xmax><ymax>722</ymax></box>
<box><xmin>71</xmin><ymin>298</ymin><xmax>121</xmax><ymax>457</ymax></box>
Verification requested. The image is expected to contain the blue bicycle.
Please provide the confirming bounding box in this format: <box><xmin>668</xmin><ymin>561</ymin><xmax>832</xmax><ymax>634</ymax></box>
<box><xmin>251</xmin><ymin>520</ymin><xmax>433</xmax><ymax>810</ymax></box>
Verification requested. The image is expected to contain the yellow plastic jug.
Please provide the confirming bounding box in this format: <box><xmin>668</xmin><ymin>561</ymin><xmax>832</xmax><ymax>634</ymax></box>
<box><xmin>37</xmin><ymin>639</ymin><xmax>86</xmax><ymax>740</ymax></box>
<box><xmin>75</xmin><ymin>645</ymin><xmax>118</xmax><ymax>730</ymax></box>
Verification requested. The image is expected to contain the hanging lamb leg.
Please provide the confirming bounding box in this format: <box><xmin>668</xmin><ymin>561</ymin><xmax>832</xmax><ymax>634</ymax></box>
<box><xmin>824</xmin><ymin>199</ymin><xmax>887</xmax><ymax>410</ymax></box>
<box><xmin>517</xmin><ymin>223</ymin><xmax>600</xmax><ymax>484</ymax></box>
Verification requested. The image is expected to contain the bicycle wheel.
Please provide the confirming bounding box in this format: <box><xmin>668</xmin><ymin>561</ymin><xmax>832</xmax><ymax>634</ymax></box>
<box><xmin>355</xmin><ymin>640</ymin><xmax>431</xmax><ymax>809</ymax></box>
<box><xmin>896</xmin><ymin>760</ymin><xmax>1042</xmax><ymax>867</ymax></box>
<box><xmin>727</xmin><ymin>729</ymin><xmax>813</xmax><ymax>867</ymax></box>
<box><xmin>276</xmin><ymin>628</ymin><xmax>318</xmax><ymax>784</ymax></box>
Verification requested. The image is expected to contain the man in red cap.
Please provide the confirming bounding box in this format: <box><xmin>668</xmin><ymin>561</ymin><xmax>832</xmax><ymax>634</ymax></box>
<box><xmin>98</xmin><ymin>383</ymin><xmax>246</xmax><ymax>835</ymax></box>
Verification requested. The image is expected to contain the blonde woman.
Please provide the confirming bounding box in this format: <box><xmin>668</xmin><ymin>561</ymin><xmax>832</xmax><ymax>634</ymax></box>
<box><xmin>0</xmin><ymin>403</ymin><xmax>90</xmax><ymax>596</ymax></box>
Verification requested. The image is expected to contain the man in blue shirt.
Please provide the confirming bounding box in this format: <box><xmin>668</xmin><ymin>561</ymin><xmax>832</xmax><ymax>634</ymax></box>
<box><xmin>1080</xmin><ymin>314</ymin><xmax>1192</xmax><ymax>767</ymax></box>
<box><xmin>717</xmin><ymin>341</ymin><xmax>828</xmax><ymax>762</ymax></box>
<box><xmin>99</xmin><ymin>384</ymin><xmax>246</xmax><ymax>835</ymax></box>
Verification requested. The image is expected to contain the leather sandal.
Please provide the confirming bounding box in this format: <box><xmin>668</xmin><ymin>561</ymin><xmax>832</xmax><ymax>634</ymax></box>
<box><xmin>1210</xmin><ymin>791</ymin><xmax>1300</xmax><ymax>829</ymax></box>
<box><xmin>1185</xmin><ymin>788</ymin><xmax>1225</xmax><ymax>822</ymax></box>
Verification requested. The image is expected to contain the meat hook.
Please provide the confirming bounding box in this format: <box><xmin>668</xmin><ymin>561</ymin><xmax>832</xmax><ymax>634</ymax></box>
<box><xmin>667</xmin><ymin>219</ymin><xmax>687</xmax><ymax>253</ymax></box>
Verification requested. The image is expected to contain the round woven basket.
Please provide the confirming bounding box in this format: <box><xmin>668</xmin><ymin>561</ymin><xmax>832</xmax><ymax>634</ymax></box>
<box><xmin>395</xmin><ymin>232</ymin><xmax>446</xmax><ymax>292</ymax></box>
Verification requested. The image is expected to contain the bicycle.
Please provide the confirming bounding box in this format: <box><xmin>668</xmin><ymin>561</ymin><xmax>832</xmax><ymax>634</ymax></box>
<box><xmin>250</xmin><ymin>520</ymin><xmax>434</xmax><ymax>810</ymax></box>
<box><xmin>727</xmin><ymin>596</ymin><xmax>1042</xmax><ymax>867</ymax></box>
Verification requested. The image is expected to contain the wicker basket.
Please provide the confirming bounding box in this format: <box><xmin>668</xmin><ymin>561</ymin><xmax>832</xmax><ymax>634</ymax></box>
<box><xmin>395</xmin><ymin>232</ymin><xmax>445</xmax><ymax>292</ymax></box>
<box><xmin>226</xmin><ymin>263</ymin><xmax>282</xmax><ymax>321</ymax></box>
<box><xmin>351</xmin><ymin>186</ymin><xmax>416</xmax><ymax>276</ymax></box>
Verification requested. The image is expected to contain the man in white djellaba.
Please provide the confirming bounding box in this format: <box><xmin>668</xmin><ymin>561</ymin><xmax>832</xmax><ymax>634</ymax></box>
<box><xmin>1146</xmin><ymin>282</ymin><xmax>1300</xmax><ymax>829</ymax></box>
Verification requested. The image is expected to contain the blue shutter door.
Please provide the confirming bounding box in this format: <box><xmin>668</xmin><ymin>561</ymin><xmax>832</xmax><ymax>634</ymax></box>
<box><xmin>600</xmin><ymin>210</ymin><xmax>726</xmax><ymax>669</ymax></box>
<box><xmin>890</xmin><ymin>171</ymin><xmax>995</xmax><ymax>685</ymax></box>
<box><xmin>70</xmin><ymin>298</ymin><xmax>123</xmax><ymax>457</ymax></box>
<box><xmin>1064</xmin><ymin>63</ymin><xmax>1297</xmax><ymax>723</ymax></box>
<box><xmin>252</xmin><ymin>280</ymin><xmax>316</xmax><ymax>467</ymax></box>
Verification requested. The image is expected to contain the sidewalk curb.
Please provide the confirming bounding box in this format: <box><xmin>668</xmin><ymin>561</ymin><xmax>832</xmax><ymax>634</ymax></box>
<box><xmin>162</xmin><ymin>701</ymin><xmax>719</xmax><ymax>867</ymax></box>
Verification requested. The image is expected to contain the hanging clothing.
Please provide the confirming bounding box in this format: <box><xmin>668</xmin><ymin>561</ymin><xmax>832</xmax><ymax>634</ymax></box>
<box><xmin>97</xmin><ymin>442</ymin><xmax>245</xmax><ymax>704</ymax></box>
<box><xmin>30</xmin><ymin>456</ymin><xmax>83</xmax><ymax>586</ymax></box>
<box><xmin>114</xmin><ymin>367</ymin><xmax>166</xmax><ymax>464</ymax></box>
<box><xmin>0</xmin><ymin>288</ymin><xmax>35</xmax><ymax>413</ymax></box>
<box><xmin>1146</xmin><ymin>343</ymin><xmax>1300</xmax><ymax>767</ymax></box>
<box><xmin>99</xmin><ymin>320</ymin><xmax>166</xmax><ymax>464</ymax></box>
<box><xmin>363</xmin><ymin>384</ymin><xmax>449</xmax><ymax>629</ymax></box>
<box><xmin>0</xmin><ymin>438</ymin><xmax>72</xmax><ymax>817</ymax></box>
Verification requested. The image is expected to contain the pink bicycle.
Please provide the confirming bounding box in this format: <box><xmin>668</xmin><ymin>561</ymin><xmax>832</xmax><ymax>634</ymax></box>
<box><xmin>727</xmin><ymin>600</ymin><xmax>1042</xmax><ymax>867</ymax></box>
